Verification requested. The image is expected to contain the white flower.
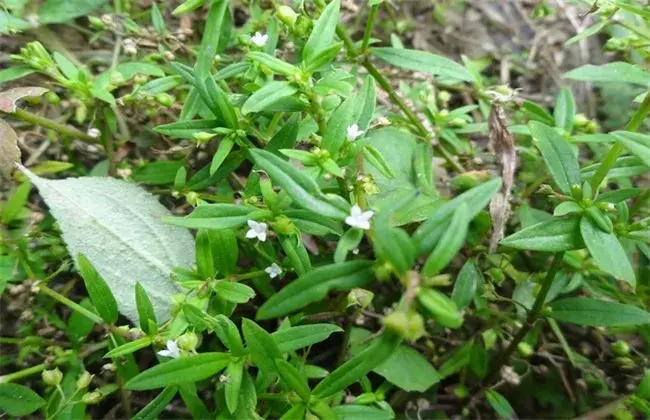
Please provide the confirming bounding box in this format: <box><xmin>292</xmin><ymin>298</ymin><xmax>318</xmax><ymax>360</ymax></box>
<box><xmin>158</xmin><ymin>340</ymin><xmax>180</xmax><ymax>359</ymax></box>
<box><xmin>87</xmin><ymin>128</ymin><xmax>101</xmax><ymax>138</ymax></box>
<box><xmin>346</xmin><ymin>124</ymin><xmax>365</xmax><ymax>141</ymax></box>
<box><xmin>345</xmin><ymin>205</ymin><xmax>374</xmax><ymax>230</ymax></box>
<box><xmin>265</xmin><ymin>263</ymin><xmax>282</xmax><ymax>279</ymax></box>
<box><xmin>251</xmin><ymin>32</ymin><xmax>269</xmax><ymax>47</ymax></box>
<box><xmin>246</xmin><ymin>220</ymin><xmax>268</xmax><ymax>241</ymax></box>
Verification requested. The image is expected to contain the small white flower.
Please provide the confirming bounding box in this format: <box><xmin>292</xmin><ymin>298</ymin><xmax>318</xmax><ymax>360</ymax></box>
<box><xmin>246</xmin><ymin>220</ymin><xmax>268</xmax><ymax>241</ymax></box>
<box><xmin>345</xmin><ymin>205</ymin><xmax>374</xmax><ymax>230</ymax></box>
<box><xmin>87</xmin><ymin>128</ymin><xmax>101</xmax><ymax>138</ymax></box>
<box><xmin>251</xmin><ymin>32</ymin><xmax>269</xmax><ymax>47</ymax></box>
<box><xmin>158</xmin><ymin>340</ymin><xmax>180</xmax><ymax>359</ymax></box>
<box><xmin>346</xmin><ymin>124</ymin><xmax>365</xmax><ymax>141</ymax></box>
<box><xmin>265</xmin><ymin>263</ymin><xmax>282</xmax><ymax>279</ymax></box>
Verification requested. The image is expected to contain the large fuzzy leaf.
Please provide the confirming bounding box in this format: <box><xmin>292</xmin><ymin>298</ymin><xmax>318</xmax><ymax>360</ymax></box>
<box><xmin>20</xmin><ymin>167</ymin><xmax>195</xmax><ymax>322</ymax></box>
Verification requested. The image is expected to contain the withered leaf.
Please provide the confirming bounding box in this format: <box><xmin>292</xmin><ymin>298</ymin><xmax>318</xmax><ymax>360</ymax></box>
<box><xmin>0</xmin><ymin>87</ymin><xmax>49</xmax><ymax>113</ymax></box>
<box><xmin>0</xmin><ymin>118</ymin><xmax>20</xmax><ymax>179</ymax></box>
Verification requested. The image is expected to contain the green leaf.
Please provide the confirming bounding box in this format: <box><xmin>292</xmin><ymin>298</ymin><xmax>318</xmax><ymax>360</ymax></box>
<box><xmin>303</xmin><ymin>0</ymin><xmax>341</xmax><ymax>64</ymax></box>
<box><xmin>135</xmin><ymin>283</ymin><xmax>157</xmax><ymax>335</ymax></box>
<box><xmin>256</xmin><ymin>260</ymin><xmax>375</xmax><ymax>320</ymax></box>
<box><xmin>210</xmin><ymin>138</ymin><xmax>235</xmax><ymax>176</ymax></box>
<box><xmin>549</xmin><ymin>298</ymin><xmax>650</xmax><ymax>327</ymax></box>
<box><xmin>135</xmin><ymin>75</ymin><xmax>183</xmax><ymax>96</ymax></box>
<box><xmin>332</xmin><ymin>405</ymin><xmax>394</xmax><ymax>420</ymax></box>
<box><xmin>77</xmin><ymin>254</ymin><xmax>118</xmax><ymax>324</ymax></box>
<box><xmin>275</xmin><ymin>359</ymin><xmax>311</xmax><ymax>401</ymax></box>
<box><xmin>322</xmin><ymin>95</ymin><xmax>362</xmax><ymax>155</ymax></box>
<box><xmin>595</xmin><ymin>188</ymin><xmax>642</xmax><ymax>203</ymax></box>
<box><xmin>452</xmin><ymin>259</ymin><xmax>483</xmax><ymax>309</ymax></box>
<box><xmin>0</xmin><ymin>66</ymin><xmax>35</xmax><ymax>84</ymax></box>
<box><xmin>0</xmin><ymin>383</ymin><xmax>46</xmax><ymax>416</ymax></box>
<box><xmin>203</xmin><ymin>76</ymin><xmax>238</xmax><ymax>129</ymax></box>
<box><xmin>53</xmin><ymin>52</ymin><xmax>79</xmax><ymax>81</ymax></box>
<box><xmin>470</xmin><ymin>343</ymin><xmax>488</xmax><ymax>378</ymax></box>
<box><xmin>312</xmin><ymin>332</ymin><xmax>401</xmax><ymax>398</ymax></box>
<box><xmin>225</xmin><ymin>360</ymin><xmax>244</xmax><ymax>413</ymax></box>
<box><xmin>242</xmin><ymin>81</ymin><xmax>298</xmax><ymax>115</ymax></box>
<box><xmin>155</xmin><ymin>119</ymin><xmax>220</xmax><ymax>140</ymax></box>
<box><xmin>529</xmin><ymin>121</ymin><xmax>580</xmax><ymax>194</ymax></box>
<box><xmin>500</xmin><ymin>217</ymin><xmax>583</xmax><ymax>252</ymax></box>
<box><xmin>196</xmin><ymin>229</ymin><xmax>215</xmax><ymax>279</ymax></box>
<box><xmin>285</xmin><ymin>209</ymin><xmax>343</xmax><ymax>236</ymax></box>
<box><xmin>39</xmin><ymin>0</ymin><xmax>107</xmax><ymax>24</ymax></box>
<box><xmin>279</xmin><ymin>234</ymin><xmax>312</xmax><ymax>275</ymax></box>
<box><xmin>523</xmin><ymin>101</ymin><xmax>554</xmax><ymax>125</ymax></box>
<box><xmin>485</xmin><ymin>390</ymin><xmax>516</xmax><ymax>419</ymax></box>
<box><xmin>421</xmin><ymin>203</ymin><xmax>470</xmax><ymax>277</ymax></box>
<box><xmin>132</xmin><ymin>386</ymin><xmax>178</xmax><ymax>420</ymax></box>
<box><xmin>305</xmin><ymin>42</ymin><xmax>343</xmax><ymax>72</ymax></box>
<box><xmin>413</xmin><ymin>178</ymin><xmax>502</xmax><ymax>254</ymax></box>
<box><xmin>612</xmin><ymin>131</ymin><xmax>650</xmax><ymax>167</ymax></box>
<box><xmin>213</xmin><ymin>281</ymin><xmax>256</xmax><ymax>303</ymax></box>
<box><xmin>162</xmin><ymin>203</ymin><xmax>262</xmax><ymax>230</ymax></box>
<box><xmin>371</xmin><ymin>47</ymin><xmax>475</xmax><ymax>82</ymax></box>
<box><xmin>249</xmin><ymin>149</ymin><xmax>348</xmax><ymax>220</ymax></box>
<box><xmin>272</xmin><ymin>324</ymin><xmax>344</xmax><ymax>353</ymax></box>
<box><xmin>565</xmin><ymin>21</ymin><xmax>607</xmax><ymax>46</ymax></box>
<box><xmin>565</xmin><ymin>62</ymin><xmax>650</xmax><ymax>86</ymax></box>
<box><xmin>248</xmin><ymin>52</ymin><xmax>299</xmax><ymax>76</ymax></box>
<box><xmin>580</xmin><ymin>216</ymin><xmax>636</xmax><ymax>287</ymax></box>
<box><xmin>373</xmin><ymin>345</ymin><xmax>440</xmax><ymax>392</ymax></box>
<box><xmin>242</xmin><ymin>319</ymin><xmax>282</xmax><ymax>374</ymax></box>
<box><xmin>413</xmin><ymin>142</ymin><xmax>434</xmax><ymax>193</ymax></box>
<box><xmin>2</xmin><ymin>182</ymin><xmax>31</xmax><ymax>223</ymax></box>
<box><xmin>208</xmin><ymin>229</ymin><xmax>238</xmax><ymax>276</ymax></box>
<box><xmin>178</xmin><ymin>382</ymin><xmax>210</xmax><ymax>420</ymax></box>
<box><xmin>364</xmin><ymin>145</ymin><xmax>394</xmax><ymax>179</ymax></box>
<box><xmin>150</xmin><ymin>3</ymin><xmax>166</xmax><ymax>35</ymax></box>
<box><xmin>132</xmin><ymin>160</ymin><xmax>184</xmax><ymax>185</ymax></box>
<box><xmin>125</xmin><ymin>352</ymin><xmax>230</xmax><ymax>390</ymax></box>
<box><xmin>104</xmin><ymin>336</ymin><xmax>154</xmax><ymax>358</ymax></box>
<box><xmin>438</xmin><ymin>341</ymin><xmax>472</xmax><ymax>378</ymax></box>
<box><xmin>357</xmin><ymin>76</ymin><xmax>377</xmax><ymax>131</ymax></box>
<box><xmin>335</xmin><ymin>228</ymin><xmax>365</xmax><ymax>263</ymax></box>
<box><xmin>195</xmin><ymin>0</ymin><xmax>229</xmax><ymax>77</ymax></box>
<box><xmin>554</xmin><ymin>87</ymin><xmax>575</xmax><ymax>133</ymax></box>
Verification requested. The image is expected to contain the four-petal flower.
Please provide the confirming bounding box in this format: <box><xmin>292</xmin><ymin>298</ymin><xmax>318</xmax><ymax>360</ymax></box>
<box><xmin>265</xmin><ymin>263</ymin><xmax>282</xmax><ymax>279</ymax></box>
<box><xmin>157</xmin><ymin>340</ymin><xmax>180</xmax><ymax>359</ymax></box>
<box><xmin>246</xmin><ymin>220</ymin><xmax>269</xmax><ymax>242</ymax></box>
<box><xmin>345</xmin><ymin>205</ymin><xmax>374</xmax><ymax>230</ymax></box>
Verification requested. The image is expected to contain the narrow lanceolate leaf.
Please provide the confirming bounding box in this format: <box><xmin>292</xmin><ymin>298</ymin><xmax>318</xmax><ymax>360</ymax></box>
<box><xmin>272</xmin><ymin>324</ymin><xmax>343</xmax><ymax>353</ymax></box>
<box><xmin>162</xmin><ymin>203</ymin><xmax>264</xmax><ymax>230</ymax></box>
<box><xmin>20</xmin><ymin>167</ymin><xmax>193</xmax><ymax>322</ymax></box>
<box><xmin>370</xmin><ymin>48</ymin><xmax>475</xmax><ymax>82</ymax></box>
<box><xmin>612</xmin><ymin>131</ymin><xmax>650</xmax><ymax>167</ymax></box>
<box><xmin>132</xmin><ymin>386</ymin><xmax>178</xmax><ymax>420</ymax></box>
<box><xmin>249</xmin><ymin>149</ymin><xmax>349</xmax><ymax>220</ymax></box>
<box><xmin>322</xmin><ymin>95</ymin><xmax>361</xmax><ymax>155</ymax></box>
<box><xmin>135</xmin><ymin>283</ymin><xmax>157</xmax><ymax>334</ymax></box>
<box><xmin>554</xmin><ymin>87</ymin><xmax>576</xmax><ymax>133</ymax></box>
<box><xmin>248</xmin><ymin>52</ymin><xmax>299</xmax><ymax>76</ymax></box>
<box><xmin>0</xmin><ymin>383</ymin><xmax>46</xmax><ymax>417</ymax></box>
<box><xmin>580</xmin><ymin>217</ymin><xmax>636</xmax><ymax>287</ymax></box>
<box><xmin>312</xmin><ymin>332</ymin><xmax>402</xmax><ymax>399</ymax></box>
<box><xmin>0</xmin><ymin>118</ymin><xmax>20</xmax><ymax>178</ymax></box>
<box><xmin>104</xmin><ymin>336</ymin><xmax>153</xmax><ymax>358</ymax></box>
<box><xmin>225</xmin><ymin>360</ymin><xmax>244</xmax><ymax>413</ymax></box>
<box><xmin>564</xmin><ymin>62</ymin><xmax>650</xmax><ymax>87</ymax></box>
<box><xmin>413</xmin><ymin>178</ymin><xmax>502</xmax><ymax>255</ymax></box>
<box><xmin>242</xmin><ymin>319</ymin><xmax>282</xmax><ymax>374</ymax></box>
<box><xmin>500</xmin><ymin>217</ymin><xmax>583</xmax><ymax>252</ymax></box>
<box><xmin>213</xmin><ymin>281</ymin><xmax>256</xmax><ymax>303</ymax></box>
<box><xmin>565</xmin><ymin>21</ymin><xmax>607</xmax><ymax>46</ymax></box>
<box><xmin>529</xmin><ymin>121</ymin><xmax>580</xmax><ymax>194</ymax></box>
<box><xmin>452</xmin><ymin>259</ymin><xmax>483</xmax><ymax>309</ymax></box>
<box><xmin>421</xmin><ymin>203</ymin><xmax>470</xmax><ymax>277</ymax></box>
<box><xmin>256</xmin><ymin>260</ymin><xmax>375</xmax><ymax>320</ymax></box>
<box><xmin>303</xmin><ymin>0</ymin><xmax>341</xmax><ymax>64</ymax></box>
<box><xmin>125</xmin><ymin>353</ymin><xmax>230</xmax><ymax>390</ymax></box>
<box><xmin>549</xmin><ymin>298</ymin><xmax>650</xmax><ymax>327</ymax></box>
<box><xmin>275</xmin><ymin>359</ymin><xmax>311</xmax><ymax>401</ymax></box>
<box><xmin>241</xmin><ymin>81</ymin><xmax>298</xmax><ymax>115</ymax></box>
<box><xmin>77</xmin><ymin>253</ymin><xmax>119</xmax><ymax>324</ymax></box>
<box><xmin>357</xmin><ymin>76</ymin><xmax>376</xmax><ymax>131</ymax></box>
<box><xmin>485</xmin><ymin>390</ymin><xmax>516</xmax><ymax>419</ymax></box>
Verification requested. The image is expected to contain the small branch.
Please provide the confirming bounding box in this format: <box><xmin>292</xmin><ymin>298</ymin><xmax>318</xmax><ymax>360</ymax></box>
<box><xmin>5</xmin><ymin>109</ymin><xmax>100</xmax><ymax>144</ymax></box>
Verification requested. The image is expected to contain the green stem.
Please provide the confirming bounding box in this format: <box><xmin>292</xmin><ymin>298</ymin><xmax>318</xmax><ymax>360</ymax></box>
<box><xmin>6</xmin><ymin>109</ymin><xmax>100</xmax><ymax>144</ymax></box>
<box><xmin>589</xmin><ymin>89</ymin><xmax>650</xmax><ymax>190</ymax></box>
<box><xmin>361</xmin><ymin>4</ymin><xmax>379</xmax><ymax>53</ymax></box>
<box><xmin>484</xmin><ymin>252</ymin><xmax>564</xmax><ymax>384</ymax></box>
<box><xmin>38</xmin><ymin>284</ymin><xmax>104</xmax><ymax>324</ymax></box>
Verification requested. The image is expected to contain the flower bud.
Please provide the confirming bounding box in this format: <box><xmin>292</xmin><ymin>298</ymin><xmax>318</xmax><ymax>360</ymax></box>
<box><xmin>277</xmin><ymin>5</ymin><xmax>298</xmax><ymax>27</ymax></box>
<box><xmin>76</xmin><ymin>371</ymin><xmax>93</xmax><ymax>389</ymax></box>
<box><xmin>45</xmin><ymin>91</ymin><xmax>60</xmax><ymax>105</ymax></box>
<box><xmin>185</xmin><ymin>191</ymin><xmax>200</xmax><ymax>206</ymax></box>
<box><xmin>42</xmin><ymin>368</ymin><xmax>63</xmax><ymax>386</ymax></box>
<box><xmin>573</xmin><ymin>113</ymin><xmax>589</xmax><ymax>128</ymax></box>
<box><xmin>347</xmin><ymin>288</ymin><xmax>374</xmax><ymax>309</ymax></box>
<box><xmin>272</xmin><ymin>215</ymin><xmax>296</xmax><ymax>235</ymax></box>
<box><xmin>82</xmin><ymin>391</ymin><xmax>103</xmax><ymax>404</ymax></box>
<box><xmin>382</xmin><ymin>310</ymin><xmax>425</xmax><ymax>341</ymax></box>
<box><xmin>612</xmin><ymin>340</ymin><xmax>630</xmax><ymax>356</ymax></box>
<box><xmin>178</xmin><ymin>331</ymin><xmax>199</xmax><ymax>351</ymax></box>
<box><xmin>518</xmin><ymin>342</ymin><xmax>534</xmax><ymax>358</ymax></box>
<box><xmin>155</xmin><ymin>93</ymin><xmax>175</xmax><ymax>107</ymax></box>
<box><xmin>354</xmin><ymin>392</ymin><xmax>377</xmax><ymax>404</ymax></box>
<box><xmin>437</xmin><ymin>90</ymin><xmax>452</xmax><ymax>104</ymax></box>
<box><xmin>193</xmin><ymin>132</ymin><xmax>216</xmax><ymax>144</ymax></box>
<box><xmin>88</xmin><ymin>16</ymin><xmax>106</xmax><ymax>30</ymax></box>
<box><xmin>448</xmin><ymin>117</ymin><xmax>467</xmax><ymax>128</ymax></box>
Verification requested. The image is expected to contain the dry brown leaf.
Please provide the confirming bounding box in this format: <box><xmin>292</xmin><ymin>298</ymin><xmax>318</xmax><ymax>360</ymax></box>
<box><xmin>488</xmin><ymin>102</ymin><xmax>517</xmax><ymax>253</ymax></box>
<box><xmin>0</xmin><ymin>118</ymin><xmax>20</xmax><ymax>179</ymax></box>
<box><xmin>0</xmin><ymin>87</ymin><xmax>49</xmax><ymax>113</ymax></box>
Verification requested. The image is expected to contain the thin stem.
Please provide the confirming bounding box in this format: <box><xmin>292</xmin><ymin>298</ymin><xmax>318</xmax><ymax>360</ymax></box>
<box><xmin>589</xmin><ymin>89</ymin><xmax>650</xmax><ymax>190</ymax></box>
<box><xmin>361</xmin><ymin>4</ymin><xmax>379</xmax><ymax>53</ymax></box>
<box><xmin>484</xmin><ymin>252</ymin><xmax>564</xmax><ymax>384</ymax></box>
<box><xmin>38</xmin><ymin>284</ymin><xmax>104</xmax><ymax>324</ymax></box>
<box><xmin>6</xmin><ymin>109</ymin><xmax>99</xmax><ymax>144</ymax></box>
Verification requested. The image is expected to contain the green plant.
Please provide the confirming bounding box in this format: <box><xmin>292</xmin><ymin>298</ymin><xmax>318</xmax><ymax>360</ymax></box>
<box><xmin>1</xmin><ymin>0</ymin><xmax>649</xmax><ymax>418</ymax></box>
